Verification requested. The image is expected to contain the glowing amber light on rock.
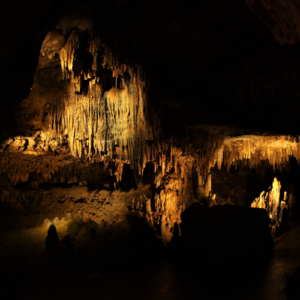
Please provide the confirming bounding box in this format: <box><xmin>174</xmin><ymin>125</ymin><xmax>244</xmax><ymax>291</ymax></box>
<box><xmin>251</xmin><ymin>177</ymin><xmax>288</xmax><ymax>237</ymax></box>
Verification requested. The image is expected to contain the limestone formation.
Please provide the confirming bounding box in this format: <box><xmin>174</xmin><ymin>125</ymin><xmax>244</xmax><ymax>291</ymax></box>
<box><xmin>223</xmin><ymin>135</ymin><xmax>300</xmax><ymax>172</ymax></box>
<box><xmin>251</xmin><ymin>177</ymin><xmax>289</xmax><ymax>237</ymax></box>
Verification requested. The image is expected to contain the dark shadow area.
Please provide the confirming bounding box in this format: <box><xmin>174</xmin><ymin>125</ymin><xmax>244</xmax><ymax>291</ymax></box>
<box><xmin>92</xmin><ymin>0</ymin><xmax>300</xmax><ymax>135</ymax></box>
<box><xmin>286</xmin><ymin>263</ymin><xmax>300</xmax><ymax>300</ymax></box>
<box><xmin>36</xmin><ymin>160</ymin><xmax>137</xmax><ymax>192</ymax></box>
<box><xmin>141</xmin><ymin>162</ymin><xmax>155</xmax><ymax>186</ymax></box>
<box><xmin>119</xmin><ymin>163</ymin><xmax>137</xmax><ymax>191</ymax></box>
<box><xmin>0</xmin><ymin>0</ymin><xmax>76</xmax><ymax>145</ymax></box>
<box><xmin>168</xmin><ymin>203</ymin><xmax>274</xmax><ymax>262</ymax></box>
<box><xmin>0</xmin><ymin>206</ymin><xmax>284</xmax><ymax>300</ymax></box>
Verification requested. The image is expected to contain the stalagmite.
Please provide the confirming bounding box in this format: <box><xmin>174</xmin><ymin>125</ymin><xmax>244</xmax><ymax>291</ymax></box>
<box><xmin>251</xmin><ymin>177</ymin><xmax>289</xmax><ymax>237</ymax></box>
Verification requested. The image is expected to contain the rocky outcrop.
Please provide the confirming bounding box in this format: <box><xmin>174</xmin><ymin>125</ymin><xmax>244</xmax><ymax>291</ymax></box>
<box><xmin>177</xmin><ymin>203</ymin><xmax>274</xmax><ymax>261</ymax></box>
<box><xmin>251</xmin><ymin>177</ymin><xmax>289</xmax><ymax>237</ymax></box>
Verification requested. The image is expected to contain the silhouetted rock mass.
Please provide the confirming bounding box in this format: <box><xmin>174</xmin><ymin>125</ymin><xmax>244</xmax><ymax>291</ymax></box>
<box><xmin>62</xmin><ymin>234</ymin><xmax>73</xmax><ymax>260</ymax></box>
<box><xmin>45</xmin><ymin>224</ymin><xmax>59</xmax><ymax>251</ymax></box>
<box><xmin>166</xmin><ymin>222</ymin><xmax>181</xmax><ymax>257</ymax></box>
<box><xmin>178</xmin><ymin>203</ymin><xmax>274</xmax><ymax>262</ymax></box>
<box><xmin>88</xmin><ymin>227</ymin><xmax>97</xmax><ymax>239</ymax></box>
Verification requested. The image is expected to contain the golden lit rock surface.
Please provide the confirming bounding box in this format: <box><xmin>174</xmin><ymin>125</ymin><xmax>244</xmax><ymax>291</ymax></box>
<box><xmin>223</xmin><ymin>135</ymin><xmax>300</xmax><ymax>171</ymax></box>
<box><xmin>251</xmin><ymin>177</ymin><xmax>289</xmax><ymax>237</ymax></box>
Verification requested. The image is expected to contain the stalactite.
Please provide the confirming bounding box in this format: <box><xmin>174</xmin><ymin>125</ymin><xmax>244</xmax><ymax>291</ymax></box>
<box><xmin>59</xmin><ymin>29</ymin><xmax>80</xmax><ymax>80</ymax></box>
<box><xmin>222</xmin><ymin>136</ymin><xmax>300</xmax><ymax>171</ymax></box>
<box><xmin>40</xmin><ymin>27</ymin><xmax>154</xmax><ymax>186</ymax></box>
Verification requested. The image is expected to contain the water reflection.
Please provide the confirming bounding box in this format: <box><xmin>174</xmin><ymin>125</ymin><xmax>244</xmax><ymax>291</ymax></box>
<box><xmin>52</xmin><ymin>255</ymin><xmax>293</xmax><ymax>300</ymax></box>
<box><xmin>3</xmin><ymin>224</ymin><xmax>299</xmax><ymax>300</ymax></box>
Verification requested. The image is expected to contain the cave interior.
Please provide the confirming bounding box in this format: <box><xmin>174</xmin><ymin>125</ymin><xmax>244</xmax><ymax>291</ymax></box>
<box><xmin>1</xmin><ymin>0</ymin><xmax>300</xmax><ymax>299</ymax></box>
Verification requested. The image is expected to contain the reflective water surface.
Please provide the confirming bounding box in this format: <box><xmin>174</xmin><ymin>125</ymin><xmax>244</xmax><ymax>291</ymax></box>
<box><xmin>2</xmin><ymin>226</ymin><xmax>300</xmax><ymax>300</ymax></box>
<box><xmin>24</xmin><ymin>251</ymin><xmax>298</xmax><ymax>300</ymax></box>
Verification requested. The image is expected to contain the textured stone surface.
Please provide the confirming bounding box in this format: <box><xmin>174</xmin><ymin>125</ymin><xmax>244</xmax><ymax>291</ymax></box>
<box><xmin>251</xmin><ymin>177</ymin><xmax>289</xmax><ymax>237</ymax></box>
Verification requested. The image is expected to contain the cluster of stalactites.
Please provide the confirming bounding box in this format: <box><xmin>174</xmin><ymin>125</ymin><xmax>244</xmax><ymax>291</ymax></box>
<box><xmin>222</xmin><ymin>136</ymin><xmax>300</xmax><ymax>171</ymax></box>
<box><xmin>46</xmin><ymin>26</ymin><xmax>229</xmax><ymax>187</ymax></box>
<box><xmin>144</xmin><ymin>134</ymin><xmax>225</xmax><ymax>243</ymax></box>
<box><xmin>102</xmin><ymin>46</ymin><xmax>128</xmax><ymax>78</ymax></box>
<box><xmin>58</xmin><ymin>28</ymin><xmax>130</xmax><ymax>93</ymax></box>
<box><xmin>88</xmin><ymin>30</ymin><xmax>101</xmax><ymax>73</ymax></box>
<box><xmin>49</xmin><ymin>30</ymin><xmax>149</xmax><ymax>184</ymax></box>
<box><xmin>150</xmin><ymin>131</ymin><xmax>224</xmax><ymax>184</ymax></box>
<box><xmin>251</xmin><ymin>177</ymin><xmax>288</xmax><ymax>237</ymax></box>
<box><xmin>59</xmin><ymin>29</ymin><xmax>80</xmax><ymax>80</ymax></box>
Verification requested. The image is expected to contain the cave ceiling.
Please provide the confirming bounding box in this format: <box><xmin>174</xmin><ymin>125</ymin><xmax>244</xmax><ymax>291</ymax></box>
<box><xmin>1</xmin><ymin>0</ymin><xmax>300</xmax><ymax>241</ymax></box>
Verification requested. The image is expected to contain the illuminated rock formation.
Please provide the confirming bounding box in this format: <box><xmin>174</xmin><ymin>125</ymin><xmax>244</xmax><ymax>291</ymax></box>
<box><xmin>222</xmin><ymin>135</ymin><xmax>300</xmax><ymax>172</ymax></box>
<box><xmin>251</xmin><ymin>177</ymin><xmax>288</xmax><ymax>237</ymax></box>
<box><xmin>41</xmin><ymin>20</ymin><xmax>151</xmax><ymax>186</ymax></box>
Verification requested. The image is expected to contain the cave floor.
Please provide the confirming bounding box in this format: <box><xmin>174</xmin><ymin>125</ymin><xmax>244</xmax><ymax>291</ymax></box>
<box><xmin>1</xmin><ymin>221</ymin><xmax>300</xmax><ymax>300</ymax></box>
